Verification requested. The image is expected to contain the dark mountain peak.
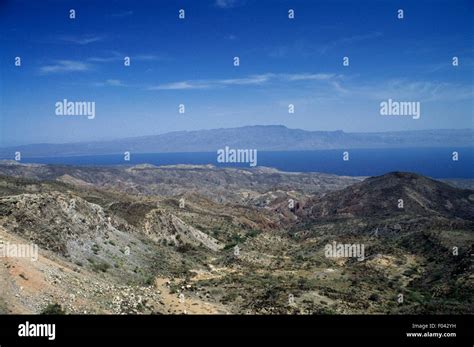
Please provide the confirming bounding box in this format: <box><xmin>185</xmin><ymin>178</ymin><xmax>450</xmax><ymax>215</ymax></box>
<box><xmin>384</xmin><ymin>171</ymin><xmax>420</xmax><ymax>179</ymax></box>
<box><xmin>303</xmin><ymin>171</ymin><xmax>474</xmax><ymax>223</ymax></box>
<box><xmin>360</xmin><ymin>172</ymin><xmax>471</xmax><ymax>201</ymax></box>
<box><xmin>363</xmin><ymin>171</ymin><xmax>435</xmax><ymax>187</ymax></box>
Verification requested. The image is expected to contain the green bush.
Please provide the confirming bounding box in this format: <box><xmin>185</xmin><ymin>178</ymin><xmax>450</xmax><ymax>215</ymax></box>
<box><xmin>41</xmin><ymin>303</ymin><xmax>66</xmax><ymax>315</ymax></box>
<box><xmin>91</xmin><ymin>261</ymin><xmax>111</xmax><ymax>273</ymax></box>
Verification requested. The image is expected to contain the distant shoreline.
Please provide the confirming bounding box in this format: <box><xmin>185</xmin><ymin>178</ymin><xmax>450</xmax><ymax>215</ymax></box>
<box><xmin>1</xmin><ymin>146</ymin><xmax>472</xmax><ymax>179</ymax></box>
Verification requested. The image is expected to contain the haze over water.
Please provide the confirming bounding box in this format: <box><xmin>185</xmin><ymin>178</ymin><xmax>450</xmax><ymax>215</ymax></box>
<box><xmin>16</xmin><ymin>147</ymin><xmax>474</xmax><ymax>179</ymax></box>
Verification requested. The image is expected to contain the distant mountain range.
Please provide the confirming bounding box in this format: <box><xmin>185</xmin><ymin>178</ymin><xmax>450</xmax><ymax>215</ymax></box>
<box><xmin>1</xmin><ymin>126</ymin><xmax>472</xmax><ymax>158</ymax></box>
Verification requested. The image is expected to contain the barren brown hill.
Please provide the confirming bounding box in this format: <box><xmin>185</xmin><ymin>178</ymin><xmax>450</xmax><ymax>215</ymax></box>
<box><xmin>300</xmin><ymin>172</ymin><xmax>474</xmax><ymax>230</ymax></box>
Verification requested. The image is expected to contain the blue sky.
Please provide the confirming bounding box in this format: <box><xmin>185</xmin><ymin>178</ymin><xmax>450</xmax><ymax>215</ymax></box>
<box><xmin>0</xmin><ymin>0</ymin><xmax>473</xmax><ymax>146</ymax></box>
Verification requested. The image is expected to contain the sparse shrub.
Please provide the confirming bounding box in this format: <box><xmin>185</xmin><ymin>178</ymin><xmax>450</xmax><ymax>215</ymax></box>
<box><xmin>91</xmin><ymin>261</ymin><xmax>110</xmax><ymax>273</ymax></box>
<box><xmin>368</xmin><ymin>293</ymin><xmax>380</xmax><ymax>302</ymax></box>
<box><xmin>144</xmin><ymin>275</ymin><xmax>155</xmax><ymax>286</ymax></box>
<box><xmin>245</xmin><ymin>230</ymin><xmax>259</xmax><ymax>238</ymax></box>
<box><xmin>176</xmin><ymin>244</ymin><xmax>193</xmax><ymax>253</ymax></box>
<box><xmin>41</xmin><ymin>303</ymin><xmax>65</xmax><ymax>315</ymax></box>
<box><xmin>91</xmin><ymin>244</ymin><xmax>100</xmax><ymax>254</ymax></box>
<box><xmin>223</xmin><ymin>242</ymin><xmax>237</xmax><ymax>250</ymax></box>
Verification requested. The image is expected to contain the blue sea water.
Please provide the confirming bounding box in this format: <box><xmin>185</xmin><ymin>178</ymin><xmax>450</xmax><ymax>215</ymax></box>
<box><xmin>16</xmin><ymin>147</ymin><xmax>474</xmax><ymax>179</ymax></box>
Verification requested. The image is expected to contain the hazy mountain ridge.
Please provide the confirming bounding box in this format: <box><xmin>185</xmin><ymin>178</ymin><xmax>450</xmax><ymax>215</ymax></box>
<box><xmin>0</xmin><ymin>161</ymin><xmax>363</xmax><ymax>204</ymax></box>
<box><xmin>1</xmin><ymin>126</ymin><xmax>472</xmax><ymax>157</ymax></box>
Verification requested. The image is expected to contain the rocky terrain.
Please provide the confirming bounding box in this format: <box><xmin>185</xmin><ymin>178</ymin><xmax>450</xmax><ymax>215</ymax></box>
<box><xmin>0</xmin><ymin>161</ymin><xmax>472</xmax><ymax>315</ymax></box>
<box><xmin>0</xmin><ymin>161</ymin><xmax>362</xmax><ymax>204</ymax></box>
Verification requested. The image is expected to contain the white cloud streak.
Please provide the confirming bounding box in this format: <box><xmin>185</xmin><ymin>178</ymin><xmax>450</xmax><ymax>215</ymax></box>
<box><xmin>88</xmin><ymin>52</ymin><xmax>162</xmax><ymax>63</ymax></box>
<box><xmin>148</xmin><ymin>81</ymin><xmax>210</xmax><ymax>91</ymax></box>
<box><xmin>39</xmin><ymin>60</ymin><xmax>91</xmax><ymax>74</ymax></box>
<box><xmin>93</xmin><ymin>79</ymin><xmax>126</xmax><ymax>87</ymax></box>
<box><xmin>59</xmin><ymin>35</ymin><xmax>106</xmax><ymax>45</ymax></box>
<box><xmin>147</xmin><ymin>73</ymin><xmax>339</xmax><ymax>90</ymax></box>
<box><xmin>215</xmin><ymin>0</ymin><xmax>241</xmax><ymax>9</ymax></box>
<box><xmin>349</xmin><ymin>79</ymin><xmax>474</xmax><ymax>102</ymax></box>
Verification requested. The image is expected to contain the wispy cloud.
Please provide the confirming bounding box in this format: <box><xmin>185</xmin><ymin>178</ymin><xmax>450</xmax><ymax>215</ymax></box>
<box><xmin>39</xmin><ymin>60</ymin><xmax>91</xmax><ymax>74</ymax></box>
<box><xmin>339</xmin><ymin>32</ymin><xmax>383</xmax><ymax>44</ymax></box>
<box><xmin>93</xmin><ymin>79</ymin><xmax>126</xmax><ymax>87</ymax></box>
<box><xmin>134</xmin><ymin>54</ymin><xmax>162</xmax><ymax>61</ymax></box>
<box><xmin>215</xmin><ymin>0</ymin><xmax>242</xmax><ymax>9</ymax></box>
<box><xmin>319</xmin><ymin>32</ymin><xmax>383</xmax><ymax>54</ymax></box>
<box><xmin>149</xmin><ymin>70</ymin><xmax>473</xmax><ymax>103</ymax></box>
<box><xmin>359</xmin><ymin>79</ymin><xmax>474</xmax><ymax>102</ymax></box>
<box><xmin>423</xmin><ymin>58</ymin><xmax>474</xmax><ymax>74</ymax></box>
<box><xmin>148</xmin><ymin>81</ymin><xmax>210</xmax><ymax>91</ymax></box>
<box><xmin>109</xmin><ymin>10</ymin><xmax>133</xmax><ymax>18</ymax></box>
<box><xmin>219</xmin><ymin>74</ymin><xmax>274</xmax><ymax>85</ymax></box>
<box><xmin>281</xmin><ymin>73</ymin><xmax>337</xmax><ymax>81</ymax></box>
<box><xmin>324</xmin><ymin>77</ymin><xmax>474</xmax><ymax>102</ymax></box>
<box><xmin>267</xmin><ymin>32</ymin><xmax>382</xmax><ymax>59</ymax></box>
<box><xmin>87</xmin><ymin>51</ymin><xmax>123</xmax><ymax>63</ymax></box>
<box><xmin>147</xmin><ymin>73</ymin><xmax>339</xmax><ymax>90</ymax></box>
<box><xmin>59</xmin><ymin>34</ymin><xmax>106</xmax><ymax>45</ymax></box>
<box><xmin>268</xmin><ymin>39</ymin><xmax>323</xmax><ymax>59</ymax></box>
<box><xmin>88</xmin><ymin>52</ymin><xmax>162</xmax><ymax>63</ymax></box>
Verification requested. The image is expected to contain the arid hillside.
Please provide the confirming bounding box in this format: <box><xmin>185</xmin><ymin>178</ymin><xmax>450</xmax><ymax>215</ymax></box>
<box><xmin>0</xmin><ymin>163</ymin><xmax>472</xmax><ymax>315</ymax></box>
